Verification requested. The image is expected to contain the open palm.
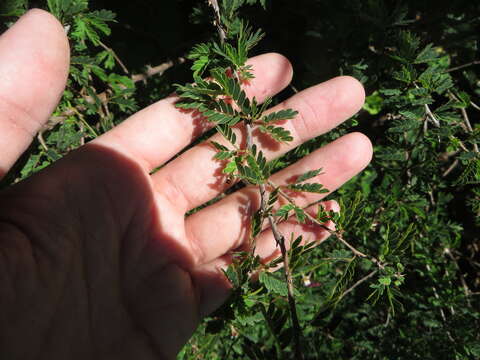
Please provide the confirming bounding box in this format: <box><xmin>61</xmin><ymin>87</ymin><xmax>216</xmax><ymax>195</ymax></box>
<box><xmin>0</xmin><ymin>10</ymin><xmax>372</xmax><ymax>359</ymax></box>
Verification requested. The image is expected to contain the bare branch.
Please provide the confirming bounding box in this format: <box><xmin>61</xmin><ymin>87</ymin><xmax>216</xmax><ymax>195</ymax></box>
<box><xmin>442</xmin><ymin>159</ymin><xmax>459</xmax><ymax>177</ymax></box>
<box><xmin>445</xmin><ymin>60</ymin><xmax>480</xmax><ymax>73</ymax></box>
<box><xmin>208</xmin><ymin>0</ymin><xmax>227</xmax><ymax>42</ymax></box>
<box><xmin>449</xmin><ymin>91</ymin><xmax>479</xmax><ymax>153</ymax></box>
<box><xmin>470</xmin><ymin>100</ymin><xmax>480</xmax><ymax>111</ymax></box>
<box><xmin>340</xmin><ymin>269</ymin><xmax>378</xmax><ymax>300</ymax></box>
<box><xmin>444</xmin><ymin>248</ymin><xmax>472</xmax><ymax>306</ymax></box>
<box><xmin>460</xmin><ymin>107</ymin><xmax>479</xmax><ymax>153</ymax></box>
<box><xmin>131</xmin><ymin>58</ymin><xmax>185</xmax><ymax>83</ymax></box>
<box><xmin>424</xmin><ymin>103</ymin><xmax>440</xmax><ymax>127</ymax></box>
<box><xmin>37</xmin><ymin>132</ymin><xmax>48</xmax><ymax>151</ymax></box>
<box><xmin>414</xmin><ymin>84</ymin><xmax>440</xmax><ymax>127</ymax></box>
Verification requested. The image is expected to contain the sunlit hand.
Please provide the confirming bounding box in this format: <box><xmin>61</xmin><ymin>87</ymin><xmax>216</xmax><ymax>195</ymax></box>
<box><xmin>0</xmin><ymin>10</ymin><xmax>372</xmax><ymax>359</ymax></box>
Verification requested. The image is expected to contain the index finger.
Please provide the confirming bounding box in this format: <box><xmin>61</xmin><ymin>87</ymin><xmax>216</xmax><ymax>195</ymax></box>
<box><xmin>91</xmin><ymin>53</ymin><xmax>293</xmax><ymax>172</ymax></box>
<box><xmin>0</xmin><ymin>9</ymin><xmax>70</xmax><ymax>178</ymax></box>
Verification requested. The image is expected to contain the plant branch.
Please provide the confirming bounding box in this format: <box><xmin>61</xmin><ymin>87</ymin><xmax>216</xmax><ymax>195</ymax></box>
<box><xmin>460</xmin><ymin>107</ymin><xmax>479</xmax><ymax>153</ymax></box>
<box><xmin>208</xmin><ymin>0</ymin><xmax>227</xmax><ymax>42</ymax></box>
<box><xmin>414</xmin><ymin>84</ymin><xmax>440</xmax><ymax>127</ymax></box>
<box><xmin>425</xmin><ymin>263</ymin><xmax>455</xmax><ymax>342</ymax></box>
<box><xmin>131</xmin><ymin>57</ymin><xmax>185</xmax><ymax>83</ymax></box>
<box><xmin>470</xmin><ymin>100</ymin><xmax>480</xmax><ymax>111</ymax></box>
<box><xmin>207</xmin><ymin>1</ymin><xmax>303</xmax><ymax>355</ymax></box>
<box><xmin>340</xmin><ymin>269</ymin><xmax>378</xmax><ymax>300</ymax></box>
<box><xmin>45</xmin><ymin>57</ymin><xmax>184</xmax><ymax>131</ymax></box>
<box><xmin>37</xmin><ymin>132</ymin><xmax>48</xmax><ymax>151</ymax></box>
<box><xmin>444</xmin><ymin>248</ymin><xmax>472</xmax><ymax>306</ymax></box>
<box><xmin>267</xmin><ymin>209</ymin><xmax>303</xmax><ymax>358</ymax></box>
<box><xmin>448</xmin><ymin>91</ymin><xmax>479</xmax><ymax>153</ymax></box>
<box><xmin>424</xmin><ymin>103</ymin><xmax>440</xmax><ymax>127</ymax></box>
<box><xmin>246</xmin><ymin>123</ymin><xmax>304</xmax><ymax>359</ymax></box>
<box><xmin>442</xmin><ymin>159</ymin><xmax>459</xmax><ymax>177</ymax></box>
<box><xmin>269</xmin><ymin>181</ymin><xmax>386</xmax><ymax>269</ymax></box>
<box><xmin>98</xmin><ymin>40</ymin><xmax>129</xmax><ymax>74</ymax></box>
<box><xmin>445</xmin><ymin>60</ymin><xmax>480</xmax><ymax>73</ymax></box>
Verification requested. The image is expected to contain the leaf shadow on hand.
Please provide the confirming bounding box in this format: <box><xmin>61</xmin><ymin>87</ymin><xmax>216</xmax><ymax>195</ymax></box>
<box><xmin>252</xmin><ymin>118</ymin><xmax>290</xmax><ymax>152</ymax></box>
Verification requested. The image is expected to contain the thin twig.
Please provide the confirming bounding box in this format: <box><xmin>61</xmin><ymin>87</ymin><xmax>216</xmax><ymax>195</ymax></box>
<box><xmin>267</xmin><ymin>212</ymin><xmax>304</xmax><ymax>360</ymax></box>
<box><xmin>37</xmin><ymin>132</ymin><xmax>48</xmax><ymax>151</ymax></box>
<box><xmin>460</xmin><ymin>107</ymin><xmax>475</xmax><ymax>133</ymax></box>
<box><xmin>271</xmin><ymin>182</ymin><xmax>368</xmax><ymax>256</ymax></box>
<box><xmin>425</xmin><ymin>263</ymin><xmax>455</xmax><ymax>342</ymax></box>
<box><xmin>98</xmin><ymin>40</ymin><xmax>129</xmax><ymax>74</ymax></box>
<box><xmin>424</xmin><ymin>103</ymin><xmax>440</xmax><ymax>127</ymax></box>
<box><xmin>470</xmin><ymin>100</ymin><xmax>480</xmax><ymax>111</ymax></box>
<box><xmin>269</xmin><ymin>181</ymin><xmax>387</xmax><ymax>271</ymax></box>
<box><xmin>456</xmin><ymin>140</ymin><xmax>470</xmax><ymax>153</ymax></box>
<box><xmin>445</xmin><ymin>60</ymin><xmax>480</xmax><ymax>73</ymax></box>
<box><xmin>442</xmin><ymin>159</ymin><xmax>459</xmax><ymax>177</ymax></box>
<box><xmin>208</xmin><ymin>0</ymin><xmax>227</xmax><ymax>42</ymax></box>
<box><xmin>460</xmin><ymin>107</ymin><xmax>479</xmax><ymax>153</ymax></box>
<box><xmin>73</xmin><ymin>108</ymin><xmax>98</xmax><ymax>138</ymax></box>
<box><xmin>384</xmin><ymin>311</ymin><xmax>391</xmax><ymax>327</ymax></box>
<box><xmin>131</xmin><ymin>58</ymin><xmax>185</xmax><ymax>83</ymax></box>
<box><xmin>46</xmin><ymin>57</ymin><xmax>184</xmax><ymax>130</ymax></box>
<box><xmin>247</xmin><ymin>124</ymin><xmax>304</xmax><ymax>359</ymax></box>
<box><xmin>208</xmin><ymin>1</ymin><xmax>303</xmax><ymax>355</ymax></box>
<box><xmin>414</xmin><ymin>84</ymin><xmax>440</xmax><ymax>127</ymax></box>
<box><xmin>340</xmin><ymin>269</ymin><xmax>378</xmax><ymax>300</ymax></box>
<box><xmin>444</xmin><ymin>248</ymin><xmax>472</xmax><ymax>306</ymax></box>
<box><xmin>448</xmin><ymin>91</ymin><xmax>479</xmax><ymax>153</ymax></box>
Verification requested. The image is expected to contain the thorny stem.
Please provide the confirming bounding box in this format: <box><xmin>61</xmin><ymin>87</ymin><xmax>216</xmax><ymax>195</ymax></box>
<box><xmin>131</xmin><ymin>58</ymin><xmax>185</xmax><ymax>83</ymax></box>
<box><xmin>208</xmin><ymin>0</ymin><xmax>227</xmax><ymax>42</ymax></box>
<box><xmin>267</xmin><ymin>212</ymin><xmax>304</xmax><ymax>360</ymax></box>
<box><xmin>269</xmin><ymin>181</ymin><xmax>385</xmax><ymax>270</ymax></box>
<box><xmin>37</xmin><ymin>132</ymin><xmax>48</xmax><ymax>151</ymax></box>
<box><xmin>246</xmin><ymin>122</ymin><xmax>304</xmax><ymax>359</ymax></box>
<box><xmin>209</xmin><ymin>1</ymin><xmax>304</xmax><ymax>356</ymax></box>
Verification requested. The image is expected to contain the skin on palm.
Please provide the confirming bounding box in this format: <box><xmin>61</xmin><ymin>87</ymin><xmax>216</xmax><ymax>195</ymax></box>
<box><xmin>0</xmin><ymin>9</ymin><xmax>372</xmax><ymax>359</ymax></box>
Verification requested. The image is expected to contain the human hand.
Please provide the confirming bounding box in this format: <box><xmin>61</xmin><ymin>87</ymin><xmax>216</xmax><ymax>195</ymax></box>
<box><xmin>0</xmin><ymin>10</ymin><xmax>372</xmax><ymax>359</ymax></box>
